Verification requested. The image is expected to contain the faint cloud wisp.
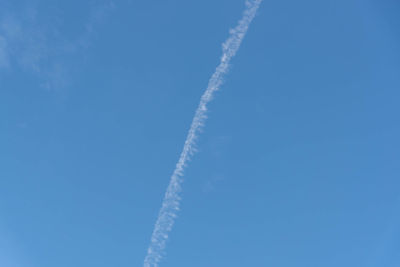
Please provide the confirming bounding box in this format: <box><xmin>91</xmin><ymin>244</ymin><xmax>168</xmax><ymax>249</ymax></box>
<box><xmin>0</xmin><ymin>1</ymin><xmax>115</xmax><ymax>91</ymax></box>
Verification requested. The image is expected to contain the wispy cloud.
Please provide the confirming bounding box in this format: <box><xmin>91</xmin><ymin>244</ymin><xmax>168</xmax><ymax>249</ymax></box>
<box><xmin>0</xmin><ymin>1</ymin><xmax>115</xmax><ymax>90</ymax></box>
<box><xmin>77</xmin><ymin>1</ymin><xmax>116</xmax><ymax>50</ymax></box>
<box><xmin>0</xmin><ymin>9</ymin><xmax>51</xmax><ymax>73</ymax></box>
<box><xmin>203</xmin><ymin>174</ymin><xmax>225</xmax><ymax>194</ymax></box>
<box><xmin>143</xmin><ymin>1</ymin><xmax>263</xmax><ymax>266</ymax></box>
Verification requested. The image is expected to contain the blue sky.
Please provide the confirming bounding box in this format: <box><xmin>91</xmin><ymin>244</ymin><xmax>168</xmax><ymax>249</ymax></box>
<box><xmin>1</xmin><ymin>0</ymin><xmax>400</xmax><ymax>266</ymax></box>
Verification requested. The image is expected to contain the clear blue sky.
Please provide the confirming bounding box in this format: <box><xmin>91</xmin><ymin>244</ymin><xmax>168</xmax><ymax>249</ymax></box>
<box><xmin>1</xmin><ymin>0</ymin><xmax>400</xmax><ymax>266</ymax></box>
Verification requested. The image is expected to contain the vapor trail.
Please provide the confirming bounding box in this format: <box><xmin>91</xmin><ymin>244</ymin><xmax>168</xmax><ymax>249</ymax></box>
<box><xmin>143</xmin><ymin>1</ymin><xmax>262</xmax><ymax>266</ymax></box>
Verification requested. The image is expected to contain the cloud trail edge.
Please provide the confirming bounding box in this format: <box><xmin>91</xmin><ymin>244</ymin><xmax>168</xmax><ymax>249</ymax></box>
<box><xmin>143</xmin><ymin>1</ymin><xmax>263</xmax><ymax>266</ymax></box>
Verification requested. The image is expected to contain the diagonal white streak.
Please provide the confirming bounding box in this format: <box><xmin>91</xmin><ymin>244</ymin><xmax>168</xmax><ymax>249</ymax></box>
<box><xmin>143</xmin><ymin>1</ymin><xmax>262</xmax><ymax>266</ymax></box>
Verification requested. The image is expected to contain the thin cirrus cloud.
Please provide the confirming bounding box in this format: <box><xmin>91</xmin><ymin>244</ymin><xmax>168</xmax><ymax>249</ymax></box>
<box><xmin>143</xmin><ymin>0</ymin><xmax>263</xmax><ymax>266</ymax></box>
<box><xmin>0</xmin><ymin>1</ymin><xmax>115</xmax><ymax>90</ymax></box>
<box><xmin>0</xmin><ymin>11</ymin><xmax>57</xmax><ymax>74</ymax></box>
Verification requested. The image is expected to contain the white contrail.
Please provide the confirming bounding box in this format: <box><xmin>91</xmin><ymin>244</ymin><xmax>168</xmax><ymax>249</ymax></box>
<box><xmin>143</xmin><ymin>1</ymin><xmax>262</xmax><ymax>266</ymax></box>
